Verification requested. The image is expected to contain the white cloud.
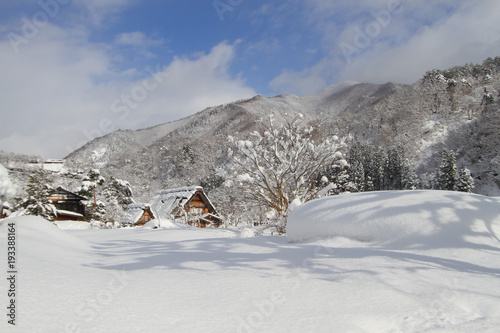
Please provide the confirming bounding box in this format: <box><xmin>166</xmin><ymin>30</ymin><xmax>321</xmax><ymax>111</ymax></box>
<box><xmin>337</xmin><ymin>0</ymin><xmax>500</xmax><ymax>84</ymax></box>
<box><xmin>0</xmin><ymin>18</ymin><xmax>255</xmax><ymax>158</ymax></box>
<box><xmin>270</xmin><ymin>60</ymin><xmax>330</xmax><ymax>95</ymax></box>
<box><xmin>114</xmin><ymin>40</ymin><xmax>256</xmax><ymax>129</ymax></box>
<box><xmin>271</xmin><ymin>0</ymin><xmax>500</xmax><ymax>93</ymax></box>
<box><xmin>0</xmin><ymin>23</ymin><xmax>115</xmax><ymax>157</ymax></box>
<box><xmin>72</xmin><ymin>0</ymin><xmax>134</xmax><ymax>26</ymax></box>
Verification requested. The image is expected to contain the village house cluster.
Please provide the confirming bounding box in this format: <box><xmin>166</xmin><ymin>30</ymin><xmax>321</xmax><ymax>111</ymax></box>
<box><xmin>45</xmin><ymin>185</ymin><xmax>222</xmax><ymax>228</ymax></box>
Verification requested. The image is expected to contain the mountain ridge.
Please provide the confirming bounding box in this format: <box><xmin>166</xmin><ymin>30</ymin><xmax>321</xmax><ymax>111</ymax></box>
<box><xmin>61</xmin><ymin>57</ymin><xmax>499</xmax><ymax>199</ymax></box>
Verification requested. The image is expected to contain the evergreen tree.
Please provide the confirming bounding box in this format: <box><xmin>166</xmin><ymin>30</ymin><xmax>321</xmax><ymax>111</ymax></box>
<box><xmin>370</xmin><ymin>147</ymin><xmax>386</xmax><ymax>191</ymax></box>
<box><xmin>103</xmin><ymin>177</ymin><xmax>134</xmax><ymax>209</ymax></box>
<box><xmin>315</xmin><ymin>161</ymin><xmax>350</xmax><ymax>196</ymax></box>
<box><xmin>199</xmin><ymin>173</ymin><xmax>225</xmax><ymax>193</ymax></box>
<box><xmin>347</xmin><ymin>143</ymin><xmax>366</xmax><ymax>192</ymax></box>
<box><xmin>438</xmin><ymin>150</ymin><xmax>458</xmax><ymax>190</ymax></box>
<box><xmin>101</xmin><ymin>176</ymin><xmax>135</xmax><ymax>223</ymax></box>
<box><xmin>402</xmin><ymin>162</ymin><xmax>419</xmax><ymax>190</ymax></box>
<box><xmin>481</xmin><ymin>87</ymin><xmax>494</xmax><ymax>113</ymax></box>
<box><xmin>456</xmin><ymin>166</ymin><xmax>474</xmax><ymax>192</ymax></box>
<box><xmin>385</xmin><ymin>146</ymin><xmax>405</xmax><ymax>190</ymax></box>
<box><xmin>360</xmin><ymin>144</ymin><xmax>375</xmax><ymax>191</ymax></box>
<box><xmin>77</xmin><ymin>169</ymin><xmax>106</xmax><ymax>221</ymax></box>
<box><xmin>19</xmin><ymin>171</ymin><xmax>56</xmax><ymax>221</ymax></box>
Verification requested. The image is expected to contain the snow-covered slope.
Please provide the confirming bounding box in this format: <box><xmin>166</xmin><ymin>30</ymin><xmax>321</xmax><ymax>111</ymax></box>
<box><xmin>287</xmin><ymin>190</ymin><xmax>500</xmax><ymax>245</ymax></box>
<box><xmin>2</xmin><ymin>190</ymin><xmax>500</xmax><ymax>332</ymax></box>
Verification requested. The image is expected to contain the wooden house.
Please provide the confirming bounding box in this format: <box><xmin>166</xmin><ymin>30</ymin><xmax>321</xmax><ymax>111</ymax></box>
<box><xmin>127</xmin><ymin>203</ymin><xmax>155</xmax><ymax>226</ymax></box>
<box><xmin>47</xmin><ymin>187</ymin><xmax>87</xmax><ymax>221</ymax></box>
<box><xmin>149</xmin><ymin>186</ymin><xmax>223</xmax><ymax>228</ymax></box>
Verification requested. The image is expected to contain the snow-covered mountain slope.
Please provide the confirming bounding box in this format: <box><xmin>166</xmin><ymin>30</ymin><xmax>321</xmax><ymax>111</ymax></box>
<box><xmin>65</xmin><ymin>81</ymin><xmax>402</xmax><ymax>166</ymax></box>
<box><xmin>64</xmin><ymin>58</ymin><xmax>500</xmax><ymax>197</ymax></box>
<box><xmin>2</xmin><ymin>190</ymin><xmax>500</xmax><ymax>332</ymax></box>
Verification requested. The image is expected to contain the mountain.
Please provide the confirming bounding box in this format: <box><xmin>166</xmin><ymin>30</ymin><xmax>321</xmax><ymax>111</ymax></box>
<box><xmin>64</xmin><ymin>57</ymin><xmax>500</xmax><ymax>203</ymax></box>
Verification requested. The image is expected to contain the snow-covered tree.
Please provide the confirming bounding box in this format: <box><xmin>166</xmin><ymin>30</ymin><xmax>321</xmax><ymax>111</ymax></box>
<box><xmin>77</xmin><ymin>169</ymin><xmax>105</xmax><ymax>198</ymax></box>
<box><xmin>348</xmin><ymin>158</ymin><xmax>365</xmax><ymax>192</ymax></box>
<box><xmin>103</xmin><ymin>177</ymin><xmax>133</xmax><ymax>208</ymax></box>
<box><xmin>77</xmin><ymin>169</ymin><xmax>106</xmax><ymax>221</ymax></box>
<box><xmin>0</xmin><ymin>164</ymin><xmax>15</xmax><ymax>204</ymax></box>
<box><xmin>347</xmin><ymin>143</ymin><xmax>366</xmax><ymax>192</ymax></box>
<box><xmin>438</xmin><ymin>150</ymin><xmax>458</xmax><ymax>191</ymax></box>
<box><xmin>101</xmin><ymin>176</ymin><xmax>134</xmax><ymax>223</ymax></box>
<box><xmin>402</xmin><ymin>162</ymin><xmax>419</xmax><ymax>190</ymax></box>
<box><xmin>481</xmin><ymin>87</ymin><xmax>494</xmax><ymax>113</ymax></box>
<box><xmin>18</xmin><ymin>171</ymin><xmax>56</xmax><ymax>221</ymax></box>
<box><xmin>229</xmin><ymin>114</ymin><xmax>346</xmax><ymax>230</ymax></box>
<box><xmin>0</xmin><ymin>164</ymin><xmax>16</xmax><ymax>217</ymax></box>
<box><xmin>456</xmin><ymin>166</ymin><xmax>474</xmax><ymax>193</ymax></box>
<box><xmin>315</xmin><ymin>160</ymin><xmax>350</xmax><ymax>196</ymax></box>
<box><xmin>347</xmin><ymin>143</ymin><xmax>412</xmax><ymax>192</ymax></box>
<box><xmin>418</xmin><ymin>172</ymin><xmax>436</xmax><ymax>190</ymax></box>
<box><xmin>369</xmin><ymin>147</ymin><xmax>386</xmax><ymax>191</ymax></box>
<box><xmin>76</xmin><ymin>170</ymin><xmax>133</xmax><ymax>224</ymax></box>
<box><xmin>199</xmin><ymin>172</ymin><xmax>225</xmax><ymax>194</ymax></box>
<box><xmin>385</xmin><ymin>146</ymin><xmax>405</xmax><ymax>190</ymax></box>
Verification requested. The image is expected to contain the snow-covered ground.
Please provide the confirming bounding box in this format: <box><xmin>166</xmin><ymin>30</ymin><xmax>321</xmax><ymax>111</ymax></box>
<box><xmin>1</xmin><ymin>191</ymin><xmax>500</xmax><ymax>332</ymax></box>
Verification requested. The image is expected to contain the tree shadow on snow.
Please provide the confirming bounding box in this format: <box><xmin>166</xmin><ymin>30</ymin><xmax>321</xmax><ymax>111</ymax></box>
<box><xmin>83</xmin><ymin>234</ymin><xmax>351</xmax><ymax>278</ymax></box>
<box><xmin>83</xmin><ymin>191</ymin><xmax>500</xmax><ymax>285</ymax></box>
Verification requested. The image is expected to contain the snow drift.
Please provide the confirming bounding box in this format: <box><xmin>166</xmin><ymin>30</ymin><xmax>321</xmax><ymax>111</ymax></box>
<box><xmin>141</xmin><ymin>218</ymin><xmax>180</xmax><ymax>229</ymax></box>
<box><xmin>287</xmin><ymin>190</ymin><xmax>500</xmax><ymax>246</ymax></box>
<box><xmin>0</xmin><ymin>216</ymin><xmax>90</xmax><ymax>264</ymax></box>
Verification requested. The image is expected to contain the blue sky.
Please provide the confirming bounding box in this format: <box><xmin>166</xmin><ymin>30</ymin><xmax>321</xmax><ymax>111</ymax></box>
<box><xmin>1</xmin><ymin>0</ymin><xmax>500</xmax><ymax>158</ymax></box>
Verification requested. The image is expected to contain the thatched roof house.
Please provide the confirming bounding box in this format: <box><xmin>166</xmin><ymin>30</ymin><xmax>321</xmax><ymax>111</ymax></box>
<box><xmin>127</xmin><ymin>203</ymin><xmax>155</xmax><ymax>226</ymax></box>
<box><xmin>149</xmin><ymin>186</ymin><xmax>222</xmax><ymax>228</ymax></box>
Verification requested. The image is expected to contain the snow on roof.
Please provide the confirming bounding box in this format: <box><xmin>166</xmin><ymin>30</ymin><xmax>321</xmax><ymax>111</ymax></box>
<box><xmin>149</xmin><ymin>186</ymin><xmax>203</xmax><ymax>220</ymax></box>
<box><xmin>155</xmin><ymin>186</ymin><xmax>202</xmax><ymax>195</ymax></box>
<box><xmin>126</xmin><ymin>203</ymin><xmax>152</xmax><ymax>223</ymax></box>
<box><xmin>50</xmin><ymin>187</ymin><xmax>88</xmax><ymax>201</ymax></box>
<box><xmin>56</xmin><ymin>210</ymin><xmax>84</xmax><ymax>218</ymax></box>
<box><xmin>128</xmin><ymin>203</ymin><xmax>149</xmax><ymax>209</ymax></box>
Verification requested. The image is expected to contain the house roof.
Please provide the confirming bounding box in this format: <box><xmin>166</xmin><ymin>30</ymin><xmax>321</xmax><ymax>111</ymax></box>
<box><xmin>149</xmin><ymin>186</ymin><xmax>215</xmax><ymax>220</ymax></box>
<box><xmin>56</xmin><ymin>209</ymin><xmax>84</xmax><ymax>218</ymax></box>
<box><xmin>126</xmin><ymin>203</ymin><xmax>155</xmax><ymax>224</ymax></box>
<box><xmin>48</xmin><ymin>187</ymin><xmax>88</xmax><ymax>201</ymax></box>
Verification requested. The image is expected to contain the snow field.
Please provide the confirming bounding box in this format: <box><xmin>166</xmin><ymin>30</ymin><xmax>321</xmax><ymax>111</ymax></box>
<box><xmin>1</xmin><ymin>190</ymin><xmax>500</xmax><ymax>332</ymax></box>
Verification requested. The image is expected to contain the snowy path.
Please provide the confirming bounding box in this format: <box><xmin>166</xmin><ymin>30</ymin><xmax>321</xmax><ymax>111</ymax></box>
<box><xmin>1</xmin><ymin>191</ymin><xmax>500</xmax><ymax>332</ymax></box>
